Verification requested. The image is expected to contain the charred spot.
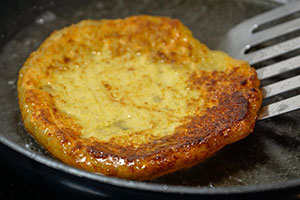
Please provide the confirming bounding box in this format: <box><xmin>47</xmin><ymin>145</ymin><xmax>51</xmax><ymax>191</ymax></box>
<box><xmin>155</xmin><ymin>155</ymin><xmax>162</xmax><ymax>160</ymax></box>
<box><xmin>227</xmin><ymin>91</ymin><xmax>248</xmax><ymax>121</ymax></box>
<box><xmin>211</xmin><ymin>71</ymin><xmax>218</xmax><ymax>77</ymax></box>
<box><xmin>126</xmin><ymin>154</ymin><xmax>140</xmax><ymax>162</ymax></box>
<box><xmin>55</xmin><ymin>129</ymin><xmax>68</xmax><ymax>144</ymax></box>
<box><xmin>71</xmin><ymin>142</ymin><xmax>83</xmax><ymax>153</ymax></box>
<box><xmin>47</xmin><ymin>64</ymin><xmax>55</xmax><ymax>71</ymax></box>
<box><xmin>157</xmin><ymin>51</ymin><xmax>167</xmax><ymax>60</ymax></box>
<box><xmin>240</xmin><ymin>79</ymin><xmax>247</xmax><ymax>85</ymax></box>
<box><xmin>61</xmin><ymin>127</ymin><xmax>80</xmax><ymax>139</ymax></box>
<box><xmin>189</xmin><ymin>137</ymin><xmax>205</xmax><ymax>145</ymax></box>
<box><xmin>187</xmin><ymin>43</ymin><xmax>193</xmax><ymax>54</ymax></box>
<box><xmin>211</xmin><ymin>79</ymin><xmax>217</xmax><ymax>85</ymax></box>
<box><xmin>63</xmin><ymin>56</ymin><xmax>71</xmax><ymax>64</ymax></box>
<box><xmin>37</xmin><ymin>109</ymin><xmax>52</xmax><ymax>125</ymax></box>
<box><xmin>87</xmin><ymin>143</ymin><xmax>118</xmax><ymax>159</ymax></box>
<box><xmin>189</xmin><ymin>72</ymin><xmax>207</xmax><ymax>85</ymax></box>
<box><xmin>87</xmin><ymin>145</ymin><xmax>107</xmax><ymax>158</ymax></box>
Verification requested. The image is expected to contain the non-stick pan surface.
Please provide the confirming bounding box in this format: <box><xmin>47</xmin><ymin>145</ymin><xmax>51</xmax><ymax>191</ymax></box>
<box><xmin>0</xmin><ymin>0</ymin><xmax>300</xmax><ymax>199</ymax></box>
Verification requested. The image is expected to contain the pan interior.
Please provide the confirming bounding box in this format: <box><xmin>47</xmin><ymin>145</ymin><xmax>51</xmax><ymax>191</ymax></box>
<box><xmin>0</xmin><ymin>0</ymin><xmax>300</xmax><ymax>188</ymax></box>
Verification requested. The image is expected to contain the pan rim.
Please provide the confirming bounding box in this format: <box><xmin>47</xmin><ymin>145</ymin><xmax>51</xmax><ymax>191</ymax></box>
<box><xmin>1</xmin><ymin>135</ymin><xmax>300</xmax><ymax>195</ymax></box>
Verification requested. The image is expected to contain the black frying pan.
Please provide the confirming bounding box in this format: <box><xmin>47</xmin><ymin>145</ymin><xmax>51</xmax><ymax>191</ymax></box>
<box><xmin>0</xmin><ymin>0</ymin><xmax>300</xmax><ymax>199</ymax></box>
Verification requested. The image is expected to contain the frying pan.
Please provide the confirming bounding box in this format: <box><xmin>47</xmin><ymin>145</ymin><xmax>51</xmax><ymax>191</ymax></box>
<box><xmin>0</xmin><ymin>0</ymin><xmax>300</xmax><ymax>199</ymax></box>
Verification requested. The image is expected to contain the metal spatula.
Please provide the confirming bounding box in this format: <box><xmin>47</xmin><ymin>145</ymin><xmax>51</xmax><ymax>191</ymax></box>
<box><xmin>218</xmin><ymin>1</ymin><xmax>300</xmax><ymax>120</ymax></box>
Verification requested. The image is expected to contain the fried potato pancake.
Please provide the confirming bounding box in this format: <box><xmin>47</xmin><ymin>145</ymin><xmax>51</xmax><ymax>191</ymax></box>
<box><xmin>18</xmin><ymin>15</ymin><xmax>262</xmax><ymax>180</ymax></box>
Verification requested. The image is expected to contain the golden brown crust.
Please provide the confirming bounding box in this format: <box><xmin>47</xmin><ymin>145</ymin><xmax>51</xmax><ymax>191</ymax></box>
<box><xmin>18</xmin><ymin>15</ymin><xmax>262</xmax><ymax>180</ymax></box>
